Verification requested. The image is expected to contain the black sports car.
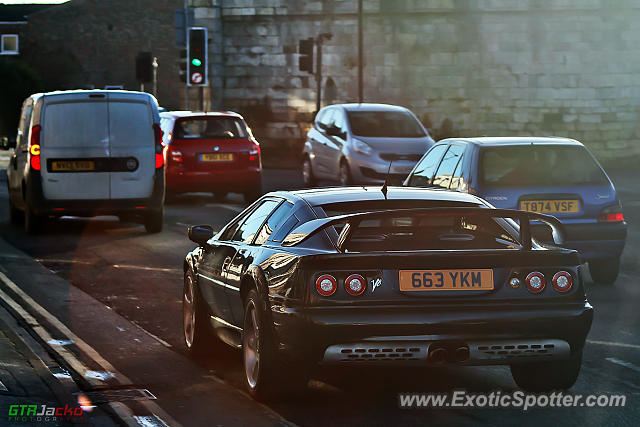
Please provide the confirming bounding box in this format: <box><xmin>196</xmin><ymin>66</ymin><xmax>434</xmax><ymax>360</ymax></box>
<box><xmin>183</xmin><ymin>186</ymin><xmax>593</xmax><ymax>400</ymax></box>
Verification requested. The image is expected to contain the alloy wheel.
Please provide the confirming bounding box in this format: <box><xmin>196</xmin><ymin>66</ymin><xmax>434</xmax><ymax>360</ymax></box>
<box><xmin>183</xmin><ymin>275</ymin><xmax>196</xmax><ymax>348</ymax></box>
<box><xmin>243</xmin><ymin>299</ymin><xmax>260</xmax><ymax>389</ymax></box>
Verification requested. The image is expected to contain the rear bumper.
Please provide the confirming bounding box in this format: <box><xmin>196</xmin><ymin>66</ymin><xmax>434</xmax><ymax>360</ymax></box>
<box><xmin>166</xmin><ymin>167</ymin><xmax>261</xmax><ymax>193</ymax></box>
<box><xmin>27</xmin><ymin>169</ymin><xmax>164</xmax><ymax>216</ymax></box>
<box><xmin>533</xmin><ymin>222</ymin><xmax>627</xmax><ymax>261</ymax></box>
<box><xmin>272</xmin><ymin>302</ymin><xmax>593</xmax><ymax>366</ymax></box>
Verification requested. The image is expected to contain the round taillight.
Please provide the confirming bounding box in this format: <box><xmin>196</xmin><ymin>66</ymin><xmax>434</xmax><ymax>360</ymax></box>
<box><xmin>526</xmin><ymin>272</ymin><xmax>546</xmax><ymax>294</ymax></box>
<box><xmin>315</xmin><ymin>274</ymin><xmax>337</xmax><ymax>296</ymax></box>
<box><xmin>553</xmin><ymin>271</ymin><xmax>573</xmax><ymax>292</ymax></box>
<box><xmin>345</xmin><ymin>274</ymin><xmax>366</xmax><ymax>296</ymax></box>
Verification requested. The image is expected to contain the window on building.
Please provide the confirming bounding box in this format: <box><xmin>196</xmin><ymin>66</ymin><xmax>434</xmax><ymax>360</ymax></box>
<box><xmin>1</xmin><ymin>35</ymin><xmax>19</xmax><ymax>55</ymax></box>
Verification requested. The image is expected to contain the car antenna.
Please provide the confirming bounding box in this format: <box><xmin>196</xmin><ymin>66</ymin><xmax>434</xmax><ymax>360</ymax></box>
<box><xmin>381</xmin><ymin>160</ymin><xmax>392</xmax><ymax>200</ymax></box>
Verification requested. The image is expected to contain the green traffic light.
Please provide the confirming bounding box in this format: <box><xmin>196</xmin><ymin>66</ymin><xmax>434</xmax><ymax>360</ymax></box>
<box><xmin>191</xmin><ymin>58</ymin><xmax>202</xmax><ymax>67</ymax></box>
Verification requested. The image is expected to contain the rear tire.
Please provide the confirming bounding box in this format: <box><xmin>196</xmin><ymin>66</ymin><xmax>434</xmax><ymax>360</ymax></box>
<box><xmin>144</xmin><ymin>208</ymin><xmax>163</xmax><ymax>233</ymax></box>
<box><xmin>242</xmin><ymin>288</ymin><xmax>308</xmax><ymax>401</ymax></box>
<box><xmin>589</xmin><ymin>258</ymin><xmax>620</xmax><ymax>285</ymax></box>
<box><xmin>302</xmin><ymin>156</ymin><xmax>316</xmax><ymax>187</ymax></box>
<box><xmin>24</xmin><ymin>204</ymin><xmax>42</xmax><ymax>235</ymax></box>
<box><xmin>339</xmin><ymin>160</ymin><xmax>352</xmax><ymax>186</ymax></box>
<box><xmin>8</xmin><ymin>196</ymin><xmax>23</xmax><ymax>225</ymax></box>
<box><xmin>510</xmin><ymin>351</ymin><xmax>582</xmax><ymax>392</ymax></box>
<box><xmin>183</xmin><ymin>270</ymin><xmax>219</xmax><ymax>355</ymax></box>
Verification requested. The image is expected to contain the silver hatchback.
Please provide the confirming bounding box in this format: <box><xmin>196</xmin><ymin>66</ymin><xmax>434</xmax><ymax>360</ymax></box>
<box><xmin>302</xmin><ymin>103</ymin><xmax>435</xmax><ymax>186</ymax></box>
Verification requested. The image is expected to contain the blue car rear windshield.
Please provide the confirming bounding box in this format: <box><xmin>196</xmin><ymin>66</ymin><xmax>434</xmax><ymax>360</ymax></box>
<box><xmin>347</xmin><ymin>111</ymin><xmax>426</xmax><ymax>138</ymax></box>
<box><xmin>480</xmin><ymin>145</ymin><xmax>608</xmax><ymax>187</ymax></box>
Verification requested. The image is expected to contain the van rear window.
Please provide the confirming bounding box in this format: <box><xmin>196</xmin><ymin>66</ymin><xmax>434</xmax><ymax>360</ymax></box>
<box><xmin>481</xmin><ymin>145</ymin><xmax>608</xmax><ymax>187</ymax></box>
<box><xmin>175</xmin><ymin>118</ymin><xmax>248</xmax><ymax>139</ymax></box>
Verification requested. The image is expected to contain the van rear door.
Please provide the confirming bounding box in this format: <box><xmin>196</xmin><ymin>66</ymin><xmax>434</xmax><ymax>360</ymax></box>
<box><xmin>40</xmin><ymin>94</ymin><xmax>110</xmax><ymax>200</ymax></box>
<box><xmin>107</xmin><ymin>93</ymin><xmax>155</xmax><ymax>199</ymax></box>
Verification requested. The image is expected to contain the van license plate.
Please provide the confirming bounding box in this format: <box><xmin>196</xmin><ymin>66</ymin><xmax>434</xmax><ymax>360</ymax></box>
<box><xmin>200</xmin><ymin>153</ymin><xmax>233</xmax><ymax>162</ymax></box>
<box><xmin>51</xmin><ymin>160</ymin><xmax>95</xmax><ymax>172</ymax></box>
<box><xmin>399</xmin><ymin>269</ymin><xmax>494</xmax><ymax>291</ymax></box>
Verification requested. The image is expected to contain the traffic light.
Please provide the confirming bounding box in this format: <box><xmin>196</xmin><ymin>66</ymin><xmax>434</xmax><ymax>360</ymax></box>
<box><xmin>187</xmin><ymin>27</ymin><xmax>207</xmax><ymax>86</ymax></box>
<box><xmin>299</xmin><ymin>38</ymin><xmax>314</xmax><ymax>74</ymax></box>
<box><xmin>136</xmin><ymin>51</ymin><xmax>152</xmax><ymax>83</ymax></box>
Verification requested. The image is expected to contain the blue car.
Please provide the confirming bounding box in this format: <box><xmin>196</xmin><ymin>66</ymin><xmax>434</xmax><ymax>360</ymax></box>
<box><xmin>404</xmin><ymin>137</ymin><xmax>627</xmax><ymax>284</ymax></box>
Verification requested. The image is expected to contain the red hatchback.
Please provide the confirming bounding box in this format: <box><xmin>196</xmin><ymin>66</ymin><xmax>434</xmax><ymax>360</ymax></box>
<box><xmin>159</xmin><ymin>111</ymin><xmax>262</xmax><ymax>201</ymax></box>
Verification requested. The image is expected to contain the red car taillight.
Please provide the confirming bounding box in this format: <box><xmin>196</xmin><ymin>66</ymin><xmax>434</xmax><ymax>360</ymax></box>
<box><xmin>29</xmin><ymin>125</ymin><xmax>41</xmax><ymax>171</ymax></box>
<box><xmin>345</xmin><ymin>274</ymin><xmax>366</xmax><ymax>296</ymax></box>
<box><xmin>525</xmin><ymin>271</ymin><xmax>546</xmax><ymax>294</ymax></box>
<box><xmin>153</xmin><ymin>124</ymin><xmax>164</xmax><ymax>168</ymax></box>
<box><xmin>315</xmin><ymin>274</ymin><xmax>337</xmax><ymax>296</ymax></box>
<box><xmin>598</xmin><ymin>204</ymin><xmax>624</xmax><ymax>222</ymax></box>
<box><xmin>552</xmin><ymin>271</ymin><xmax>573</xmax><ymax>292</ymax></box>
<box><xmin>249</xmin><ymin>143</ymin><xmax>261</xmax><ymax>165</ymax></box>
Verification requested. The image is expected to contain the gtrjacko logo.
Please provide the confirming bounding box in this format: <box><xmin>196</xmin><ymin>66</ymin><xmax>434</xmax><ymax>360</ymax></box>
<box><xmin>7</xmin><ymin>404</ymin><xmax>84</xmax><ymax>423</ymax></box>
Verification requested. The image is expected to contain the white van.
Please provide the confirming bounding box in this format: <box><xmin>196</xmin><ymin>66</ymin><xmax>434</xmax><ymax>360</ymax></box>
<box><xmin>3</xmin><ymin>90</ymin><xmax>165</xmax><ymax>234</ymax></box>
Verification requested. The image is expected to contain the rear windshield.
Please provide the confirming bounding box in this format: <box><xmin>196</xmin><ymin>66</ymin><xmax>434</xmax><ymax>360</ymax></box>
<box><xmin>481</xmin><ymin>145</ymin><xmax>608</xmax><ymax>187</ymax></box>
<box><xmin>346</xmin><ymin>111</ymin><xmax>426</xmax><ymax>138</ymax></box>
<box><xmin>318</xmin><ymin>202</ymin><xmax>521</xmax><ymax>252</ymax></box>
<box><xmin>174</xmin><ymin>117</ymin><xmax>248</xmax><ymax>139</ymax></box>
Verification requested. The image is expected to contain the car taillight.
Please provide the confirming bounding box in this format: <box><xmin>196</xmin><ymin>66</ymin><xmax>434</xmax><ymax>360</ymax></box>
<box><xmin>525</xmin><ymin>271</ymin><xmax>546</xmax><ymax>294</ymax></box>
<box><xmin>249</xmin><ymin>143</ymin><xmax>261</xmax><ymax>164</ymax></box>
<box><xmin>345</xmin><ymin>274</ymin><xmax>366</xmax><ymax>296</ymax></box>
<box><xmin>153</xmin><ymin>124</ymin><xmax>164</xmax><ymax>168</ymax></box>
<box><xmin>170</xmin><ymin>150</ymin><xmax>183</xmax><ymax>163</ymax></box>
<box><xmin>29</xmin><ymin>125</ymin><xmax>41</xmax><ymax>171</ymax></box>
<box><xmin>598</xmin><ymin>204</ymin><xmax>624</xmax><ymax>222</ymax></box>
<box><xmin>315</xmin><ymin>274</ymin><xmax>337</xmax><ymax>296</ymax></box>
<box><xmin>552</xmin><ymin>271</ymin><xmax>573</xmax><ymax>292</ymax></box>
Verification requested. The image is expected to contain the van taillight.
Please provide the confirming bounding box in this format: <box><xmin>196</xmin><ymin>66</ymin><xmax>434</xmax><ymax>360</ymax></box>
<box><xmin>598</xmin><ymin>204</ymin><xmax>624</xmax><ymax>222</ymax></box>
<box><xmin>153</xmin><ymin>124</ymin><xmax>164</xmax><ymax>168</ymax></box>
<box><xmin>29</xmin><ymin>125</ymin><xmax>41</xmax><ymax>171</ymax></box>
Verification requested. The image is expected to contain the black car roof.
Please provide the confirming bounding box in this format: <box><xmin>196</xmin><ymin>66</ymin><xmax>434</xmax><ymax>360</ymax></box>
<box><xmin>268</xmin><ymin>186</ymin><xmax>485</xmax><ymax>207</ymax></box>
<box><xmin>438</xmin><ymin>136</ymin><xmax>584</xmax><ymax>147</ymax></box>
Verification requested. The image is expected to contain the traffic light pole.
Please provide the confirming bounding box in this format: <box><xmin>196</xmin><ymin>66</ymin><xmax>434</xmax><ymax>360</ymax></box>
<box><xmin>184</xmin><ymin>0</ymin><xmax>189</xmax><ymax>110</ymax></box>
<box><xmin>315</xmin><ymin>38</ymin><xmax>322</xmax><ymax>113</ymax></box>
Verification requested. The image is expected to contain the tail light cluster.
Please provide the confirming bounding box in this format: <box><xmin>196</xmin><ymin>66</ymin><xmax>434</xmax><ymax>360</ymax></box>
<box><xmin>315</xmin><ymin>273</ymin><xmax>367</xmax><ymax>297</ymax></box>
<box><xmin>153</xmin><ymin>124</ymin><xmax>164</xmax><ymax>168</ymax></box>
<box><xmin>523</xmin><ymin>270</ymin><xmax>573</xmax><ymax>294</ymax></box>
<box><xmin>598</xmin><ymin>204</ymin><xmax>624</xmax><ymax>223</ymax></box>
<box><xmin>248</xmin><ymin>143</ymin><xmax>261</xmax><ymax>166</ymax></box>
<box><xmin>29</xmin><ymin>125</ymin><xmax>41</xmax><ymax>171</ymax></box>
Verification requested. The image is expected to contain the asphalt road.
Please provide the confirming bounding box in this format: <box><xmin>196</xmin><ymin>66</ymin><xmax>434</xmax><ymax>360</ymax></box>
<box><xmin>0</xmin><ymin>164</ymin><xmax>639</xmax><ymax>426</ymax></box>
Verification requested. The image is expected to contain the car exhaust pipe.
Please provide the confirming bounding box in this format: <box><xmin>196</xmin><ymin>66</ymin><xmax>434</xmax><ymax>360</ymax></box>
<box><xmin>454</xmin><ymin>346</ymin><xmax>470</xmax><ymax>362</ymax></box>
<box><xmin>428</xmin><ymin>347</ymin><xmax>447</xmax><ymax>364</ymax></box>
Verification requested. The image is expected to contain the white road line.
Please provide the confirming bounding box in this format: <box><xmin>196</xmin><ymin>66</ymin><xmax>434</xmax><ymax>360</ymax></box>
<box><xmin>36</xmin><ymin>258</ymin><xmax>94</xmax><ymax>265</ymax></box>
<box><xmin>0</xmin><ymin>271</ymin><xmax>182</xmax><ymax>427</ymax></box>
<box><xmin>587</xmin><ymin>339</ymin><xmax>640</xmax><ymax>350</ymax></box>
<box><xmin>112</xmin><ymin>264</ymin><xmax>181</xmax><ymax>273</ymax></box>
<box><xmin>605</xmin><ymin>357</ymin><xmax>640</xmax><ymax>373</ymax></box>
<box><xmin>131</xmin><ymin>321</ymin><xmax>172</xmax><ymax>348</ymax></box>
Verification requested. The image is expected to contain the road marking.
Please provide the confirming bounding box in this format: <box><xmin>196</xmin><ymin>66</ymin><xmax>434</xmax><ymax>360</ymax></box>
<box><xmin>205</xmin><ymin>203</ymin><xmax>245</xmax><ymax>213</ymax></box>
<box><xmin>587</xmin><ymin>339</ymin><xmax>640</xmax><ymax>350</ymax></box>
<box><xmin>113</xmin><ymin>264</ymin><xmax>182</xmax><ymax>273</ymax></box>
<box><xmin>131</xmin><ymin>321</ymin><xmax>172</xmax><ymax>348</ymax></box>
<box><xmin>0</xmin><ymin>271</ymin><xmax>182</xmax><ymax>427</ymax></box>
<box><xmin>36</xmin><ymin>258</ymin><xmax>93</xmax><ymax>265</ymax></box>
<box><xmin>605</xmin><ymin>357</ymin><xmax>640</xmax><ymax>373</ymax></box>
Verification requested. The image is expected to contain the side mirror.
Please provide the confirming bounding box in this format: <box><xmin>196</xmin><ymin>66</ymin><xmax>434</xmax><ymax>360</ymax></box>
<box><xmin>326</xmin><ymin>125</ymin><xmax>345</xmax><ymax>138</ymax></box>
<box><xmin>188</xmin><ymin>225</ymin><xmax>214</xmax><ymax>246</ymax></box>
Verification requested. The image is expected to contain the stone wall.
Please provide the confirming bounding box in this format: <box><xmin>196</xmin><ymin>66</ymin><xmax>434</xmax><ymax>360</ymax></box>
<box><xmin>191</xmin><ymin>0</ymin><xmax>640</xmax><ymax>163</ymax></box>
<box><xmin>24</xmin><ymin>0</ymin><xmax>184</xmax><ymax>110</ymax></box>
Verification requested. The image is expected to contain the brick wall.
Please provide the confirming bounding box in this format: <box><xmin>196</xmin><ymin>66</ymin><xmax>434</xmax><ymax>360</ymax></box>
<box><xmin>192</xmin><ymin>0</ymin><xmax>640</xmax><ymax>163</ymax></box>
<box><xmin>23</xmin><ymin>0</ymin><xmax>183</xmax><ymax>110</ymax></box>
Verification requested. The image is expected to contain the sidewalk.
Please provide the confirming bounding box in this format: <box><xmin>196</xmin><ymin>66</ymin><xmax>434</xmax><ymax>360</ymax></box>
<box><xmin>0</xmin><ymin>302</ymin><xmax>112</xmax><ymax>426</ymax></box>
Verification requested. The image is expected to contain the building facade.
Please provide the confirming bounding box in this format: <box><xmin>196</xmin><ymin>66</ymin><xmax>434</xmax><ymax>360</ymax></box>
<box><xmin>192</xmin><ymin>0</ymin><xmax>640</xmax><ymax>163</ymax></box>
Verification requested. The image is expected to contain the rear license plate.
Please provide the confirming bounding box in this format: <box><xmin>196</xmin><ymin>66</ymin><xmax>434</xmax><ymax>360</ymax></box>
<box><xmin>399</xmin><ymin>269</ymin><xmax>494</xmax><ymax>291</ymax></box>
<box><xmin>520</xmin><ymin>199</ymin><xmax>579</xmax><ymax>214</ymax></box>
<box><xmin>51</xmin><ymin>160</ymin><xmax>95</xmax><ymax>171</ymax></box>
<box><xmin>200</xmin><ymin>153</ymin><xmax>233</xmax><ymax>162</ymax></box>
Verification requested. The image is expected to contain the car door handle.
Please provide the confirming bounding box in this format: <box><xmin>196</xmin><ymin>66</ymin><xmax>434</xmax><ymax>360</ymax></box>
<box><xmin>222</xmin><ymin>256</ymin><xmax>232</xmax><ymax>270</ymax></box>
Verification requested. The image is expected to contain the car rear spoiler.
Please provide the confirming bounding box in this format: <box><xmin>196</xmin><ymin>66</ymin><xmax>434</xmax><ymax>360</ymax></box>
<box><xmin>281</xmin><ymin>207</ymin><xmax>565</xmax><ymax>252</ymax></box>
